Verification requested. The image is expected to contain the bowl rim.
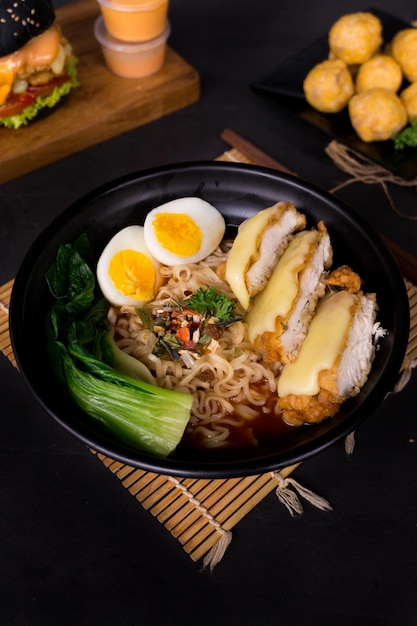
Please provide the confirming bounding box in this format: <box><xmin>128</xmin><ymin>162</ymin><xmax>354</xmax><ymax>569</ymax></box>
<box><xmin>10</xmin><ymin>160</ymin><xmax>410</xmax><ymax>478</ymax></box>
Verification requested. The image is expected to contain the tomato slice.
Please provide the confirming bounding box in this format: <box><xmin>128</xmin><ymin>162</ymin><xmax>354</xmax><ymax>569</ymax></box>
<box><xmin>0</xmin><ymin>92</ymin><xmax>33</xmax><ymax>117</ymax></box>
<box><xmin>0</xmin><ymin>74</ymin><xmax>69</xmax><ymax>118</ymax></box>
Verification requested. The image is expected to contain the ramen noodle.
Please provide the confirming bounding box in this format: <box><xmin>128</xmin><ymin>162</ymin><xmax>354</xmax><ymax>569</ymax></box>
<box><xmin>107</xmin><ymin>242</ymin><xmax>284</xmax><ymax>450</ymax></box>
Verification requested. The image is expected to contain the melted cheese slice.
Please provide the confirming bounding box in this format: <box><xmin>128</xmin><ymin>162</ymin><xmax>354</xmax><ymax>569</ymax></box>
<box><xmin>0</xmin><ymin>25</ymin><xmax>60</xmax><ymax>106</ymax></box>
<box><xmin>277</xmin><ymin>290</ymin><xmax>357</xmax><ymax>397</ymax></box>
<box><xmin>245</xmin><ymin>229</ymin><xmax>319</xmax><ymax>343</ymax></box>
<box><xmin>225</xmin><ymin>204</ymin><xmax>284</xmax><ymax>310</ymax></box>
<box><xmin>225</xmin><ymin>202</ymin><xmax>305</xmax><ymax>310</ymax></box>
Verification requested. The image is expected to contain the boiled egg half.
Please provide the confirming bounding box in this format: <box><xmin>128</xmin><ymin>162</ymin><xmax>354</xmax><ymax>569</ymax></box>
<box><xmin>143</xmin><ymin>197</ymin><xmax>226</xmax><ymax>266</ymax></box>
<box><xmin>96</xmin><ymin>225</ymin><xmax>162</xmax><ymax>306</ymax></box>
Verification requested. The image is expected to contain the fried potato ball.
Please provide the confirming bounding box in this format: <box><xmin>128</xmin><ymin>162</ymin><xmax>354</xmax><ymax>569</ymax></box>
<box><xmin>355</xmin><ymin>54</ymin><xmax>403</xmax><ymax>93</ymax></box>
<box><xmin>391</xmin><ymin>28</ymin><xmax>417</xmax><ymax>83</ymax></box>
<box><xmin>400</xmin><ymin>82</ymin><xmax>417</xmax><ymax>123</ymax></box>
<box><xmin>303</xmin><ymin>59</ymin><xmax>354</xmax><ymax>113</ymax></box>
<box><xmin>329</xmin><ymin>12</ymin><xmax>383</xmax><ymax>65</ymax></box>
<box><xmin>348</xmin><ymin>87</ymin><xmax>407</xmax><ymax>142</ymax></box>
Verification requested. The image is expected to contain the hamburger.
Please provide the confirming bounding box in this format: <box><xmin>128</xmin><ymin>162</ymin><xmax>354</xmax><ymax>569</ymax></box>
<box><xmin>0</xmin><ymin>0</ymin><xmax>78</xmax><ymax>129</ymax></box>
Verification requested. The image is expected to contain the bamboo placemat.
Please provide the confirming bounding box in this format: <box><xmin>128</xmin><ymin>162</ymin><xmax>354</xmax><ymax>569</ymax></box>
<box><xmin>1</xmin><ymin>150</ymin><xmax>416</xmax><ymax>568</ymax></box>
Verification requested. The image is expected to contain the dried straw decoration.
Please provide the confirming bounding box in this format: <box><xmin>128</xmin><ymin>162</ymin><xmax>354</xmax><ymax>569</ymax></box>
<box><xmin>325</xmin><ymin>140</ymin><xmax>417</xmax><ymax>221</ymax></box>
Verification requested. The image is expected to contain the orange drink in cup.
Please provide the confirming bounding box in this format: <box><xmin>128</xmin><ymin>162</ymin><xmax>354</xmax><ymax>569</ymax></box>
<box><xmin>96</xmin><ymin>0</ymin><xmax>169</xmax><ymax>42</ymax></box>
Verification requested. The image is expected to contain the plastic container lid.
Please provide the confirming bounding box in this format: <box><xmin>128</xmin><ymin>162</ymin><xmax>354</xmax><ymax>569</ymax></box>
<box><xmin>94</xmin><ymin>15</ymin><xmax>170</xmax><ymax>53</ymax></box>
<box><xmin>96</xmin><ymin>0</ymin><xmax>167</xmax><ymax>12</ymax></box>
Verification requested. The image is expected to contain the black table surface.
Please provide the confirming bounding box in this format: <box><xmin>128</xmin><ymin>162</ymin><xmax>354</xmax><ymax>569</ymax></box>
<box><xmin>1</xmin><ymin>1</ymin><xmax>416</xmax><ymax>624</ymax></box>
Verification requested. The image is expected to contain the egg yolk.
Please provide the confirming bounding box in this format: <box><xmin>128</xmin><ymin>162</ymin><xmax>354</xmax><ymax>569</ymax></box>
<box><xmin>109</xmin><ymin>249</ymin><xmax>156</xmax><ymax>300</ymax></box>
<box><xmin>152</xmin><ymin>212</ymin><xmax>202</xmax><ymax>257</ymax></box>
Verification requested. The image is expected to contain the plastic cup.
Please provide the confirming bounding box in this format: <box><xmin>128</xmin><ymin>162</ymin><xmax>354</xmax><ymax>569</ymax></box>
<box><xmin>96</xmin><ymin>0</ymin><xmax>169</xmax><ymax>42</ymax></box>
<box><xmin>94</xmin><ymin>16</ymin><xmax>170</xmax><ymax>78</ymax></box>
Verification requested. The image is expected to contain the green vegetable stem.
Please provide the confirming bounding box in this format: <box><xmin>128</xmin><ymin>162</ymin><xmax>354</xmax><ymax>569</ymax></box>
<box><xmin>45</xmin><ymin>234</ymin><xmax>192</xmax><ymax>458</ymax></box>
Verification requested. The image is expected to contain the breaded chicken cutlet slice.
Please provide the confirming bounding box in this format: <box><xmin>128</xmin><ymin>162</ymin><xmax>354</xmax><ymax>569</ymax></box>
<box><xmin>277</xmin><ymin>273</ymin><xmax>378</xmax><ymax>426</ymax></box>
<box><xmin>225</xmin><ymin>201</ymin><xmax>306</xmax><ymax>310</ymax></box>
<box><xmin>245</xmin><ymin>221</ymin><xmax>333</xmax><ymax>364</ymax></box>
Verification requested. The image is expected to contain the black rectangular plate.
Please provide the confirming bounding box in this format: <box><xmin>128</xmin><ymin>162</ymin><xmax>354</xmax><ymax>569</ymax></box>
<box><xmin>252</xmin><ymin>8</ymin><xmax>417</xmax><ymax>179</ymax></box>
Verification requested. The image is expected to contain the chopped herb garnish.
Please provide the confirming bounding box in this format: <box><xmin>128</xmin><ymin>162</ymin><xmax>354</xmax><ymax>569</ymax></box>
<box><xmin>392</xmin><ymin>117</ymin><xmax>417</xmax><ymax>150</ymax></box>
<box><xmin>157</xmin><ymin>336</ymin><xmax>183</xmax><ymax>361</ymax></box>
<box><xmin>182</xmin><ymin>286</ymin><xmax>237</xmax><ymax>323</ymax></box>
<box><xmin>199</xmin><ymin>333</ymin><xmax>213</xmax><ymax>346</ymax></box>
<box><xmin>137</xmin><ymin>287</ymin><xmax>241</xmax><ymax>363</ymax></box>
<box><xmin>136</xmin><ymin>306</ymin><xmax>154</xmax><ymax>329</ymax></box>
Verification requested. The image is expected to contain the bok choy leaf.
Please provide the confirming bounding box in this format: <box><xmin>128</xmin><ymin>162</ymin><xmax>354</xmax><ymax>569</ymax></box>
<box><xmin>45</xmin><ymin>234</ymin><xmax>192</xmax><ymax>457</ymax></box>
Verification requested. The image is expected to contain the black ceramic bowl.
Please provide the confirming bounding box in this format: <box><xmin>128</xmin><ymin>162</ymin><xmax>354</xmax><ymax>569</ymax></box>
<box><xmin>10</xmin><ymin>162</ymin><xmax>410</xmax><ymax>478</ymax></box>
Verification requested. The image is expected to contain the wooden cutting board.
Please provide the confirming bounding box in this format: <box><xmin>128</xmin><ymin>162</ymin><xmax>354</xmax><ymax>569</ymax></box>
<box><xmin>0</xmin><ymin>0</ymin><xmax>200</xmax><ymax>185</ymax></box>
